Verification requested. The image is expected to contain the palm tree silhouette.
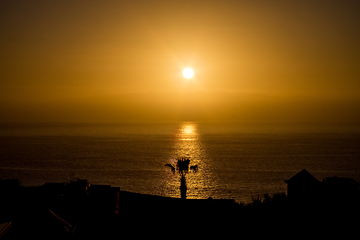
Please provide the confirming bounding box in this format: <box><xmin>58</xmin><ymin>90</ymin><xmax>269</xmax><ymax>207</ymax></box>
<box><xmin>165</xmin><ymin>157</ymin><xmax>198</xmax><ymax>200</ymax></box>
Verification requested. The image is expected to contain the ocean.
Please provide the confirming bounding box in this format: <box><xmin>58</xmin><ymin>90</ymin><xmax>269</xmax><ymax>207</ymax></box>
<box><xmin>1</xmin><ymin>123</ymin><xmax>360</xmax><ymax>203</ymax></box>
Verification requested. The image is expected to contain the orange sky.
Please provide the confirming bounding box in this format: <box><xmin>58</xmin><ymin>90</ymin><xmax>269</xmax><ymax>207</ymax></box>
<box><xmin>1</xmin><ymin>0</ymin><xmax>360</xmax><ymax>124</ymax></box>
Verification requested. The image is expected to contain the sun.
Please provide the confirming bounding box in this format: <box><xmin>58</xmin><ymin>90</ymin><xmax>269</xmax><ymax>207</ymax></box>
<box><xmin>183</xmin><ymin>68</ymin><xmax>194</xmax><ymax>79</ymax></box>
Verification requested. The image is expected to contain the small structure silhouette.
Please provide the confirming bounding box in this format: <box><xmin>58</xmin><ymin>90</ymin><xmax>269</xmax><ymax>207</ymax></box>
<box><xmin>285</xmin><ymin>169</ymin><xmax>360</xmax><ymax>202</ymax></box>
<box><xmin>285</xmin><ymin>169</ymin><xmax>321</xmax><ymax>199</ymax></box>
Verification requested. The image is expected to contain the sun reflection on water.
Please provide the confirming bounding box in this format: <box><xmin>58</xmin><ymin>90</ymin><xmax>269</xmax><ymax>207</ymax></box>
<box><xmin>175</xmin><ymin>123</ymin><xmax>200</xmax><ymax>159</ymax></box>
<box><xmin>180</xmin><ymin>125</ymin><xmax>196</xmax><ymax>141</ymax></box>
<box><xmin>165</xmin><ymin>123</ymin><xmax>211</xmax><ymax>199</ymax></box>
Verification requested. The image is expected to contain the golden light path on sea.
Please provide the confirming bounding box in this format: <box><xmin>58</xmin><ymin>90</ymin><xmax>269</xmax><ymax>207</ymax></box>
<box><xmin>165</xmin><ymin>123</ymin><xmax>210</xmax><ymax>199</ymax></box>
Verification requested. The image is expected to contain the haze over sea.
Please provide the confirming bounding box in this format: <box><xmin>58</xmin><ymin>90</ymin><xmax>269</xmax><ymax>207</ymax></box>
<box><xmin>1</xmin><ymin>123</ymin><xmax>360</xmax><ymax>203</ymax></box>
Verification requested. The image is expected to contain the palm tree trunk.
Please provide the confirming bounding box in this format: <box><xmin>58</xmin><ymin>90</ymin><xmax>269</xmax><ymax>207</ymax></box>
<box><xmin>180</xmin><ymin>175</ymin><xmax>187</xmax><ymax>200</ymax></box>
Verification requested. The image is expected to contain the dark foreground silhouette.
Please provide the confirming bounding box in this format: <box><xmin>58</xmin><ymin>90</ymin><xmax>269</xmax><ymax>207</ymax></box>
<box><xmin>0</xmin><ymin>173</ymin><xmax>359</xmax><ymax>239</ymax></box>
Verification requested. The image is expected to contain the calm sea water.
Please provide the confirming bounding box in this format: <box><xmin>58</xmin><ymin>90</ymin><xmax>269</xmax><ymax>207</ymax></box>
<box><xmin>1</xmin><ymin>123</ymin><xmax>360</xmax><ymax>203</ymax></box>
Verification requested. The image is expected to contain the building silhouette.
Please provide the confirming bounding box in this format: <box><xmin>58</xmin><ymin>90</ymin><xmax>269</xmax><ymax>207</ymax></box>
<box><xmin>285</xmin><ymin>169</ymin><xmax>360</xmax><ymax>202</ymax></box>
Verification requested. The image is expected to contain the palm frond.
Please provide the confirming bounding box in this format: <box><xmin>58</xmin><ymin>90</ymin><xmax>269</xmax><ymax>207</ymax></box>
<box><xmin>165</xmin><ymin>163</ymin><xmax>175</xmax><ymax>174</ymax></box>
<box><xmin>176</xmin><ymin>157</ymin><xmax>190</xmax><ymax>175</ymax></box>
<box><xmin>190</xmin><ymin>165</ymin><xmax>198</xmax><ymax>173</ymax></box>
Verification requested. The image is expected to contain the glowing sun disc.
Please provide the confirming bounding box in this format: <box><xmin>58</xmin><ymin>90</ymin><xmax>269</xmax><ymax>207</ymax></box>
<box><xmin>183</xmin><ymin>68</ymin><xmax>194</xmax><ymax>79</ymax></box>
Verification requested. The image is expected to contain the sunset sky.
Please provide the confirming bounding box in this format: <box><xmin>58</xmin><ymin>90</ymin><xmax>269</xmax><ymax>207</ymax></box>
<box><xmin>1</xmin><ymin>0</ymin><xmax>360</xmax><ymax>124</ymax></box>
